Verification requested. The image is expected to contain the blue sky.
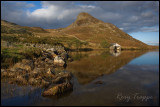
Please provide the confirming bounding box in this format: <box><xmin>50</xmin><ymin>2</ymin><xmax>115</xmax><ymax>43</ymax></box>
<box><xmin>1</xmin><ymin>1</ymin><xmax>159</xmax><ymax>46</ymax></box>
<box><xmin>25</xmin><ymin>1</ymin><xmax>41</xmax><ymax>12</ymax></box>
<box><xmin>129</xmin><ymin>32</ymin><xmax>159</xmax><ymax>46</ymax></box>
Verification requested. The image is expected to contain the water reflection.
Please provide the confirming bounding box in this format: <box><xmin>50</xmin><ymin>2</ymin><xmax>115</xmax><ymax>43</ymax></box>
<box><xmin>109</xmin><ymin>49</ymin><xmax>121</xmax><ymax>57</ymax></box>
<box><xmin>1</xmin><ymin>50</ymin><xmax>159</xmax><ymax>106</ymax></box>
<box><xmin>67</xmin><ymin>50</ymin><xmax>147</xmax><ymax>84</ymax></box>
<box><xmin>1</xmin><ymin>79</ymin><xmax>42</xmax><ymax>106</ymax></box>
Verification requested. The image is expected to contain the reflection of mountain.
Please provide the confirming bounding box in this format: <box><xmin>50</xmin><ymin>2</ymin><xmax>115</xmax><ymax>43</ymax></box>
<box><xmin>66</xmin><ymin>50</ymin><xmax>147</xmax><ymax>84</ymax></box>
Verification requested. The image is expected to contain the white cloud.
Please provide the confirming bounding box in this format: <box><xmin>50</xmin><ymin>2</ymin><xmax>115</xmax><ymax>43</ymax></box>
<box><xmin>28</xmin><ymin>6</ymin><xmax>58</xmax><ymax>20</ymax></box>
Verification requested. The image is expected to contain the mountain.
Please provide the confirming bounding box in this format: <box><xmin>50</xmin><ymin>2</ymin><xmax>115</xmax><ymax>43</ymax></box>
<box><xmin>61</xmin><ymin>12</ymin><xmax>149</xmax><ymax>49</ymax></box>
<box><xmin>67</xmin><ymin>12</ymin><xmax>104</xmax><ymax>28</ymax></box>
<box><xmin>1</xmin><ymin>13</ymin><xmax>158</xmax><ymax>49</ymax></box>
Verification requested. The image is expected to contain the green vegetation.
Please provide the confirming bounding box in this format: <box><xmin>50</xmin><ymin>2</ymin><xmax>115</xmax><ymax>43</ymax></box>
<box><xmin>100</xmin><ymin>40</ymin><xmax>110</xmax><ymax>48</ymax></box>
<box><xmin>1</xmin><ymin>44</ymin><xmax>42</xmax><ymax>68</ymax></box>
<box><xmin>1</xmin><ymin>25</ymin><xmax>32</xmax><ymax>35</ymax></box>
<box><xmin>1</xmin><ymin>35</ymin><xmax>19</xmax><ymax>43</ymax></box>
<box><xmin>1</xmin><ymin>33</ymin><xmax>89</xmax><ymax>50</ymax></box>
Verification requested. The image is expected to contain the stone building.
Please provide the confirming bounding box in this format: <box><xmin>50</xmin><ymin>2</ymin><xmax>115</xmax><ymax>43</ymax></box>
<box><xmin>109</xmin><ymin>43</ymin><xmax>121</xmax><ymax>50</ymax></box>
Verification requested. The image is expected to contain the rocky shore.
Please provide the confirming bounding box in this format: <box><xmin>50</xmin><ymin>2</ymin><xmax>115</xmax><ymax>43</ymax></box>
<box><xmin>1</xmin><ymin>44</ymin><xmax>73</xmax><ymax>96</ymax></box>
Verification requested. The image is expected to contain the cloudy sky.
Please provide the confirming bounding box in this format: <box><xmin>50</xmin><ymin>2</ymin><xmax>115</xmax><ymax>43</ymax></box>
<box><xmin>1</xmin><ymin>1</ymin><xmax>159</xmax><ymax>45</ymax></box>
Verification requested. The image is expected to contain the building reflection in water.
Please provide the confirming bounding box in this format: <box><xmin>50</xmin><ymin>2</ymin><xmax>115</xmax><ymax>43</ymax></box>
<box><xmin>109</xmin><ymin>49</ymin><xmax>121</xmax><ymax>57</ymax></box>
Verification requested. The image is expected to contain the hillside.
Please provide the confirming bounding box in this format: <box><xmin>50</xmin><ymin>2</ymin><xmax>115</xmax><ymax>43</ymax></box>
<box><xmin>1</xmin><ymin>13</ymin><xmax>158</xmax><ymax>49</ymax></box>
<box><xmin>61</xmin><ymin>12</ymin><xmax>149</xmax><ymax>49</ymax></box>
<box><xmin>1</xmin><ymin>20</ymin><xmax>48</xmax><ymax>34</ymax></box>
<box><xmin>1</xmin><ymin>20</ymin><xmax>86</xmax><ymax>48</ymax></box>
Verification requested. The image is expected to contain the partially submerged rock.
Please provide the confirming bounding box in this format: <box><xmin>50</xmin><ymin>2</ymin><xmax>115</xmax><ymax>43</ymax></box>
<box><xmin>42</xmin><ymin>81</ymin><xmax>73</xmax><ymax>96</ymax></box>
<box><xmin>94</xmin><ymin>80</ymin><xmax>103</xmax><ymax>84</ymax></box>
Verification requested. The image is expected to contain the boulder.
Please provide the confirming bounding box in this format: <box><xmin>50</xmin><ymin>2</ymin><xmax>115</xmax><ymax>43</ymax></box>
<box><xmin>12</xmin><ymin>59</ymin><xmax>34</xmax><ymax>71</ymax></box>
<box><xmin>42</xmin><ymin>82</ymin><xmax>73</xmax><ymax>96</ymax></box>
<box><xmin>47</xmin><ymin>68</ymin><xmax>52</xmax><ymax>75</ymax></box>
<box><xmin>46</xmin><ymin>48</ymin><xmax>56</xmax><ymax>52</ymax></box>
<box><xmin>54</xmin><ymin>56</ymin><xmax>65</xmax><ymax>67</ymax></box>
<box><xmin>60</xmin><ymin>52</ymin><xmax>68</xmax><ymax>61</ymax></box>
<box><xmin>1</xmin><ymin>70</ymin><xmax>8</xmax><ymax>77</ymax></box>
<box><xmin>51</xmin><ymin>53</ymin><xmax>57</xmax><ymax>58</ymax></box>
<box><xmin>41</xmin><ymin>79</ymin><xmax>50</xmax><ymax>87</ymax></box>
<box><xmin>52</xmin><ymin>72</ymin><xmax>72</xmax><ymax>84</ymax></box>
<box><xmin>15</xmin><ymin>75</ymin><xmax>28</xmax><ymax>85</ymax></box>
<box><xmin>28</xmin><ymin>78</ymin><xmax>41</xmax><ymax>86</ymax></box>
<box><xmin>7</xmin><ymin>72</ymin><xmax>15</xmax><ymax>78</ymax></box>
<box><xmin>45</xmin><ymin>58</ymin><xmax>50</xmax><ymax>62</ymax></box>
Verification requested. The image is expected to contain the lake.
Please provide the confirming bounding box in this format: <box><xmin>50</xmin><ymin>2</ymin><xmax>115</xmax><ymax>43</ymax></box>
<box><xmin>1</xmin><ymin>50</ymin><xmax>159</xmax><ymax>106</ymax></box>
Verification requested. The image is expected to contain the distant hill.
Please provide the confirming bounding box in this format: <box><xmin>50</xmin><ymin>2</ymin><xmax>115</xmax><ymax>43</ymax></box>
<box><xmin>1</xmin><ymin>20</ymin><xmax>48</xmax><ymax>34</ymax></box>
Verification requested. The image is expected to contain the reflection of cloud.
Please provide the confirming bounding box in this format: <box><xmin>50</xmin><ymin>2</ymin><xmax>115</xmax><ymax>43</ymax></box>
<box><xmin>1</xmin><ymin>1</ymin><xmax>159</xmax><ymax>33</ymax></box>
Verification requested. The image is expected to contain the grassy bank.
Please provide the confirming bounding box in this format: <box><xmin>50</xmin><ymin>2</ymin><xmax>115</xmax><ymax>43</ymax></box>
<box><xmin>1</xmin><ymin>43</ymin><xmax>42</xmax><ymax>69</ymax></box>
<box><xmin>1</xmin><ymin>33</ymin><xmax>89</xmax><ymax>50</ymax></box>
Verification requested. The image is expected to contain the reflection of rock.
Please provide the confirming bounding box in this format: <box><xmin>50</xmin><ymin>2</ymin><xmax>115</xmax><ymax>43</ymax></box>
<box><xmin>67</xmin><ymin>51</ymin><xmax>147</xmax><ymax>84</ymax></box>
<box><xmin>109</xmin><ymin>50</ymin><xmax>121</xmax><ymax>57</ymax></box>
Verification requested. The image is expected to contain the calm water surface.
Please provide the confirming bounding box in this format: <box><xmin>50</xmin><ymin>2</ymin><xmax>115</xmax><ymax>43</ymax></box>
<box><xmin>1</xmin><ymin>50</ymin><xmax>159</xmax><ymax>106</ymax></box>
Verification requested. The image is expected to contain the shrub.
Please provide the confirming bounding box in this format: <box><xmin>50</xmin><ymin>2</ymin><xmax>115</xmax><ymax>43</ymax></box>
<box><xmin>1</xmin><ymin>35</ymin><xmax>19</xmax><ymax>43</ymax></box>
<box><xmin>100</xmin><ymin>40</ymin><xmax>109</xmax><ymax>48</ymax></box>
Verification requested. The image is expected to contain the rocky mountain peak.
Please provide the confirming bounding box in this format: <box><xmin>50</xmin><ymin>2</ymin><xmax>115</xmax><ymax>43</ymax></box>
<box><xmin>68</xmin><ymin>12</ymin><xmax>103</xmax><ymax>28</ymax></box>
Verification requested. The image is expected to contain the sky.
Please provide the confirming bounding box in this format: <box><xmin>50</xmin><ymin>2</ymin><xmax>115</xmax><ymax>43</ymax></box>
<box><xmin>1</xmin><ymin>1</ymin><xmax>159</xmax><ymax>46</ymax></box>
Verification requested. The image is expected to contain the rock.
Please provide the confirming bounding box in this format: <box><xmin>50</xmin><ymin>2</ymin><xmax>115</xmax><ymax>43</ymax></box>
<box><xmin>1</xmin><ymin>70</ymin><xmax>8</xmax><ymax>77</ymax></box>
<box><xmin>28</xmin><ymin>78</ymin><xmax>41</xmax><ymax>86</ymax></box>
<box><xmin>45</xmin><ymin>58</ymin><xmax>50</xmax><ymax>62</ymax></box>
<box><xmin>47</xmin><ymin>59</ymin><xmax>54</xmax><ymax>64</ymax></box>
<box><xmin>61</xmin><ymin>52</ymin><xmax>68</xmax><ymax>61</ymax></box>
<box><xmin>42</xmin><ymin>82</ymin><xmax>73</xmax><ymax>96</ymax></box>
<box><xmin>15</xmin><ymin>68</ymin><xmax>28</xmax><ymax>75</ymax></box>
<box><xmin>7</xmin><ymin>72</ymin><xmax>15</xmax><ymax>78</ymax></box>
<box><xmin>51</xmin><ymin>53</ymin><xmax>57</xmax><ymax>58</ymax></box>
<box><xmin>41</xmin><ymin>79</ymin><xmax>50</xmax><ymax>87</ymax></box>
<box><xmin>31</xmin><ymin>68</ymin><xmax>44</xmax><ymax>77</ymax></box>
<box><xmin>12</xmin><ymin>59</ymin><xmax>34</xmax><ymax>71</ymax></box>
<box><xmin>22</xmin><ymin>59</ymin><xmax>34</xmax><ymax>69</ymax></box>
<box><xmin>40</xmin><ymin>56</ymin><xmax>46</xmax><ymax>61</ymax></box>
<box><xmin>1</xmin><ymin>69</ymin><xmax>5</xmax><ymax>72</ymax></box>
<box><xmin>46</xmin><ymin>48</ymin><xmax>56</xmax><ymax>52</ymax></box>
<box><xmin>13</xmin><ymin>63</ymin><xmax>31</xmax><ymax>71</ymax></box>
<box><xmin>23</xmin><ymin>74</ymin><xmax>29</xmax><ymax>81</ymax></box>
<box><xmin>54</xmin><ymin>56</ymin><xmax>65</xmax><ymax>67</ymax></box>
<box><xmin>68</xmin><ymin>58</ymin><xmax>73</xmax><ymax>62</ymax></box>
<box><xmin>47</xmin><ymin>68</ymin><xmax>52</xmax><ymax>75</ymax></box>
<box><xmin>15</xmin><ymin>75</ymin><xmax>28</xmax><ymax>85</ymax></box>
<box><xmin>94</xmin><ymin>80</ymin><xmax>103</xmax><ymax>84</ymax></box>
<box><xmin>42</xmin><ymin>52</ymin><xmax>52</xmax><ymax>59</ymax></box>
<box><xmin>52</xmin><ymin>72</ymin><xmax>72</xmax><ymax>84</ymax></box>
